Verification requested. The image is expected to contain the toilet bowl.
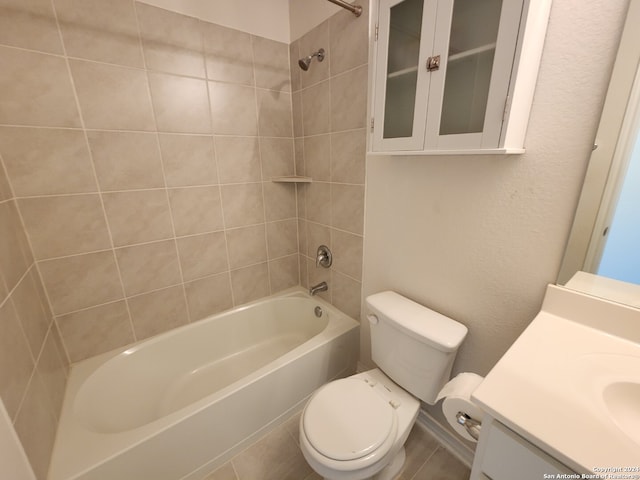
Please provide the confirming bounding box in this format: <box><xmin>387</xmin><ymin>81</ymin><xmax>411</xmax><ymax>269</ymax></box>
<box><xmin>299</xmin><ymin>291</ymin><xmax>468</xmax><ymax>480</ymax></box>
<box><xmin>299</xmin><ymin>369</ymin><xmax>419</xmax><ymax>480</ymax></box>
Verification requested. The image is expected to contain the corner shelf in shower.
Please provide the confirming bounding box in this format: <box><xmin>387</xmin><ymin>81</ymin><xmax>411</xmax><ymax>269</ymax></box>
<box><xmin>271</xmin><ymin>176</ymin><xmax>313</xmax><ymax>183</ymax></box>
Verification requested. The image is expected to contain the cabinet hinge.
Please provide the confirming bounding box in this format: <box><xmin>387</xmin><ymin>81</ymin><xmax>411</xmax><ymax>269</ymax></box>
<box><xmin>370</xmin><ymin>117</ymin><xmax>375</xmax><ymax>132</ymax></box>
<box><xmin>375</xmin><ymin>24</ymin><xmax>379</xmax><ymax>41</ymax></box>
<box><xmin>502</xmin><ymin>95</ymin><xmax>511</xmax><ymax>121</ymax></box>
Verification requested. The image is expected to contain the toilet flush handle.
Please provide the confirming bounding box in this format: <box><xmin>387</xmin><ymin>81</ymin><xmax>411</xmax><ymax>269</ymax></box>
<box><xmin>367</xmin><ymin>314</ymin><xmax>379</xmax><ymax>325</ymax></box>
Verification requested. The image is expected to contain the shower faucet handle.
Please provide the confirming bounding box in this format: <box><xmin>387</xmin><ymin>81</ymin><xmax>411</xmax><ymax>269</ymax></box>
<box><xmin>316</xmin><ymin>245</ymin><xmax>332</xmax><ymax>268</ymax></box>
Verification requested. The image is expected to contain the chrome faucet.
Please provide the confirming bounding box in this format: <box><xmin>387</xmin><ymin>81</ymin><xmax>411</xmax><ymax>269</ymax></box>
<box><xmin>309</xmin><ymin>281</ymin><xmax>328</xmax><ymax>296</ymax></box>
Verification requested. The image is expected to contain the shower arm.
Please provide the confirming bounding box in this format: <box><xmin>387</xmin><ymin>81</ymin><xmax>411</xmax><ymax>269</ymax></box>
<box><xmin>326</xmin><ymin>0</ymin><xmax>363</xmax><ymax>17</ymax></box>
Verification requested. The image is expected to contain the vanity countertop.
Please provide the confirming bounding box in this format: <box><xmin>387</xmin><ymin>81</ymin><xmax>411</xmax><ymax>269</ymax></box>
<box><xmin>472</xmin><ymin>284</ymin><xmax>640</xmax><ymax>474</ymax></box>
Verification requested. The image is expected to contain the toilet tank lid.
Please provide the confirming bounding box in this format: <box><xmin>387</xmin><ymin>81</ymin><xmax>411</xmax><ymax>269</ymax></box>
<box><xmin>366</xmin><ymin>291</ymin><xmax>468</xmax><ymax>351</ymax></box>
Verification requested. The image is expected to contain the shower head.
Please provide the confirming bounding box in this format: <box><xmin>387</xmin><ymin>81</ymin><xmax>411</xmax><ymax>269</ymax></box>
<box><xmin>298</xmin><ymin>48</ymin><xmax>325</xmax><ymax>71</ymax></box>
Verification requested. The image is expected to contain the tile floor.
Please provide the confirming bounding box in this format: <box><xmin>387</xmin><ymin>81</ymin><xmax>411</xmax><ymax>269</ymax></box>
<box><xmin>202</xmin><ymin>412</ymin><xmax>470</xmax><ymax>480</ymax></box>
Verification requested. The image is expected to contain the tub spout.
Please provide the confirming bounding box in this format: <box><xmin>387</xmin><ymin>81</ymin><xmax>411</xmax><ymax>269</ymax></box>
<box><xmin>309</xmin><ymin>281</ymin><xmax>328</xmax><ymax>296</ymax></box>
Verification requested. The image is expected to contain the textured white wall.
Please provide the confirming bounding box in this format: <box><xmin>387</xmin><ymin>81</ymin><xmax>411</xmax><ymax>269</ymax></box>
<box><xmin>138</xmin><ymin>0</ymin><xmax>291</xmax><ymax>42</ymax></box>
<box><xmin>361</xmin><ymin>0</ymin><xmax>630</xmax><ymax>379</ymax></box>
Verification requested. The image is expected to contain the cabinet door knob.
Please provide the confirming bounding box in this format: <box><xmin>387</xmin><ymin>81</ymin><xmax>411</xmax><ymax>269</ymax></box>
<box><xmin>427</xmin><ymin>55</ymin><xmax>441</xmax><ymax>72</ymax></box>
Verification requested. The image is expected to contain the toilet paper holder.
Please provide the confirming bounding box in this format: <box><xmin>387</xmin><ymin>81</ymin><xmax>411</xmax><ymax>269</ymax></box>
<box><xmin>455</xmin><ymin>411</ymin><xmax>482</xmax><ymax>440</ymax></box>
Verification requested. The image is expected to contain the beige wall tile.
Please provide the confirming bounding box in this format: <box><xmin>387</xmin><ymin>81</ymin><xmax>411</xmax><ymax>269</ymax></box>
<box><xmin>0</xmin><ymin>127</ymin><xmax>96</xmax><ymax>196</ymax></box>
<box><xmin>0</xmin><ymin>159</ymin><xmax>12</xmax><ymax>202</ymax></box>
<box><xmin>331</xmin><ymin>271</ymin><xmax>361</xmax><ymax>319</ymax></box>
<box><xmin>116</xmin><ymin>240</ymin><xmax>182</xmax><ymax>296</ymax></box>
<box><xmin>269</xmin><ymin>255</ymin><xmax>299</xmax><ymax>293</ymax></box>
<box><xmin>0</xmin><ymin>201</ymin><xmax>34</xmax><ymax>291</ymax></box>
<box><xmin>289</xmin><ymin>41</ymin><xmax>302</xmax><ymax>93</ymax></box>
<box><xmin>36</xmin><ymin>327</ymin><xmax>68</xmax><ymax>419</ymax></box>
<box><xmin>230</xmin><ymin>262</ymin><xmax>269</xmax><ymax>306</ymax></box>
<box><xmin>301</xmin><ymin>80</ymin><xmax>330</xmax><ymax>136</ymax></box>
<box><xmin>304</xmin><ymin>135</ymin><xmax>330</xmax><ymax>182</ymax></box>
<box><xmin>331</xmin><ymin>229</ymin><xmax>363</xmax><ymax>280</ymax></box>
<box><xmin>330</xmin><ymin>65</ymin><xmax>368</xmax><ymax>132</ymax></box>
<box><xmin>260</xmin><ymin>137</ymin><xmax>294</xmax><ymax>179</ymax></box>
<box><xmin>330</xmin><ymin>129</ymin><xmax>366</xmax><ymax>184</ymax></box>
<box><xmin>168</xmin><ymin>186</ymin><xmax>224</xmax><ymax>236</ymax></box>
<box><xmin>203</xmin><ymin>22</ymin><xmax>254</xmax><ymax>86</ymax></box>
<box><xmin>209</xmin><ymin>82</ymin><xmax>258</xmax><ymax>136</ymax></box>
<box><xmin>305</xmin><ymin>182</ymin><xmax>331</xmax><ymax>225</ymax></box>
<box><xmin>299</xmin><ymin>253</ymin><xmax>309</xmax><ymax>289</ymax></box>
<box><xmin>56</xmin><ymin>300</ymin><xmax>133</xmax><ymax>362</ymax></box>
<box><xmin>307</xmin><ymin>256</ymin><xmax>330</xmax><ymax>302</ymax></box>
<box><xmin>13</xmin><ymin>372</ymin><xmax>57</xmax><ymax>479</ymax></box>
<box><xmin>263</xmin><ymin>183</ymin><xmax>296</xmax><ymax>222</ymax></box>
<box><xmin>39</xmin><ymin>251</ymin><xmax>122</xmax><ymax>315</ymax></box>
<box><xmin>148</xmin><ymin>73</ymin><xmax>211</xmax><ymax>134</ymax></box>
<box><xmin>0</xmin><ymin>47</ymin><xmax>80</xmax><ymax>127</ymax></box>
<box><xmin>306</xmin><ymin>222</ymin><xmax>331</xmax><ymax>258</ymax></box>
<box><xmin>39</xmin><ymin>251</ymin><xmax>123</xmax><ymax>315</ymax></box>
<box><xmin>292</xmin><ymin>90</ymin><xmax>303</xmax><ymax>138</ymax></box>
<box><xmin>294</xmin><ymin>138</ymin><xmax>305</xmax><ymax>176</ymax></box>
<box><xmin>128</xmin><ymin>285</ymin><xmax>188</xmax><ymax>340</ymax></box>
<box><xmin>0</xmin><ymin>0</ymin><xmax>62</xmax><ymax>53</ymax></box>
<box><xmin>220</xmin><ymin>183</ymin><xmax>265</xmax><ymax>228</ymax></box>
<box><xmin>0</xmin><ymin>299</ymin><xmax>35</xmax><ymax>420</ymax></box>
<box><xmin>257</xmin><ymin>90</ymin><xmax>293</xmax><ymax>137</ymax></box>
<box><xmin>297</xmin><ymin>219</ymin><xmax>308</xmax><ymax>256</ymax></box>
<box><xmin>11</xmin><ymin>268</ymin><xmax>51</xmax><ymax>359</ymax></box>
<box><xmin>253</xmin><ymin>36</ymin><xmax>291</xmax><ymax>92</ymax></box>
<box><xmin>184</xmin><ymin>273</ymin><xmax>232</xmax><ymax>322</ymax></box>
<box><xmin>329</xmin><ymin>0</ymin><xmax>369</xmax><ymax>75</ymax></box>
<box><xmin>70</xmin><ymin>59</ymin><xmax>155</xmax><ymax>131</ymax></box>
<box><xmin>266</xmin><ymin>219</ymin><xmax>298</xmax><ymax>259</ymax></box>
<box><xmin>226</xmin><ymin>225</ymin><xmax>268</xmax><ymax>270</ymax></box>
<box><xmin>299</xmin><ymin>21</ymin><xmax>330</xmax><ymax>89</ymax></box>
<box><xmin>87</xmin><ymin>131</ymin><xmax>164</xmax><ymax>191</ymax></box>
<box><xmin>159</xmin><ymin>134</ymin><xmax>218</xmax><ymax>187</ymax></box>
<box><xmin>331</xmin><ymin>184</ymin><xmax>364</xmax><ymax>234</ymax></box>
<box><xmin>215</xmin><ymin>136</ymin><xmax>262</xmax><ymax>184</ymax></box>
<box><xmin>55</xmin><ymin>0</ymin><xmax>144</xmax><ymax>67</ymax></box>
<box><xmin>176</xmin><ymin>232</ymin><xmax>228</xmax><ymax>281</ymax></box>
<box><xmin>103</xmin><ymin>190</ymin><xmax>174</xmax><ymax>247</ymax></box>
<box><xmin>136</xmin><ymin>3</ymin><xmax>205</xmax><ymax>78</ymax></box>
<box><xmin>19</xmin><ymin>194</ymin><xmax>111</xmax><ymax>259</ymax></box>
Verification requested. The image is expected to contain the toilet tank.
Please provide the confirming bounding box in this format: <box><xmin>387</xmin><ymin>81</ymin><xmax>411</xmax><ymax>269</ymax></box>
<box><xmin>366</xmin><ymin>291</ymin><xmax>468</xmax><ymax>404</ymax></box>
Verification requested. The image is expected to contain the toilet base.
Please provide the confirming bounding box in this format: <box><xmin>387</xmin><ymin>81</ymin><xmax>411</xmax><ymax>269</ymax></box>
<box><xmin>321</xmin><ymin>447</ymin><xmax>407</xmax><ymax>480</ymax></box>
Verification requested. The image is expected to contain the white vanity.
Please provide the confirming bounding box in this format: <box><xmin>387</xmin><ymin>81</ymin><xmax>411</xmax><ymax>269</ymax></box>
<box><xmin>470</xmin><ymin>275</ymin><xmax>640</xmax><ymax>479</ymax></box>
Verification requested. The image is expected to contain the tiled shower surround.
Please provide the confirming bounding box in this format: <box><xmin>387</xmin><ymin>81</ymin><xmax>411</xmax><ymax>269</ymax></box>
<box><xmin>0</xmin><ymin>0</ymin><xmax>367</xmax><ymax>477</ymax></box>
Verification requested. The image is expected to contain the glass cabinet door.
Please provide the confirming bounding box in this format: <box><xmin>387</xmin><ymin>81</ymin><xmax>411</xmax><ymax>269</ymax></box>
<box><xmin>372</xmin><ymin>0</ymin><xmax>435</xmax><ymax>151</ymax></box>
<box><xmin>439</xmin><ymin>0</ymin><xmax>503</xmax><ymax>136</ymax></box>
<box><xmin>425</xmin><ymin>0</ymin><xmax>521</xmax><ymax>150</ymax></box>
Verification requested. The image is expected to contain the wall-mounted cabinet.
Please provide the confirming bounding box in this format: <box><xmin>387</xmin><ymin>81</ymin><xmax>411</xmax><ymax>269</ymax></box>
<box><xmin>369</xmin><ymin>0</ymin><xmax>552</xmax><ymax>155</ymax></box>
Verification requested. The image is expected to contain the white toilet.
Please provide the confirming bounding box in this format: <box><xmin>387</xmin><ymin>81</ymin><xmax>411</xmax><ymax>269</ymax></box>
<box><xmin>299</xmin><ymin>291</ymin><xmax>468</xmax><ymax>480</ymax></box>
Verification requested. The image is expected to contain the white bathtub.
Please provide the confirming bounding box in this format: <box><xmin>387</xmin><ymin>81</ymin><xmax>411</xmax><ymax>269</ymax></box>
<box><xmin>48</xmin><ymin>288</ymin><xmax>359</xmax><ymax>480</ymax></box>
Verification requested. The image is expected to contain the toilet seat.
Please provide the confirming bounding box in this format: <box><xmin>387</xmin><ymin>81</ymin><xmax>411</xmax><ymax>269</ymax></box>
<box><xmin>302</xmin><ymin>377</ymin><xmax>398</xmax><ymax>469</ymax></box>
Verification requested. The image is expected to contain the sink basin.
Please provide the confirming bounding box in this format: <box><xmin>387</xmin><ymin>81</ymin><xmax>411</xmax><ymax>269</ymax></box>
<box><xmin>603</xmin><ymin>382</ymin><xmax>640</xmax><ymax>446</ymax></box>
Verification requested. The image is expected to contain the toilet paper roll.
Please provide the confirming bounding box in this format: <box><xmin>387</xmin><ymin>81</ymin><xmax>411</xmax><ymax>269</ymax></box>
<box><xmin>436</xmin><ymin>373</ymin><xmax>484</xmax><ymax>443</ymax></box>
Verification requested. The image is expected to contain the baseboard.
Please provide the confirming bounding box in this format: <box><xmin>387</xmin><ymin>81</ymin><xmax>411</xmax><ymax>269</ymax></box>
<box><xmin>416</xmin><ymin>409</ymin><xmax>475</xmax><ymax>468</ymax></box>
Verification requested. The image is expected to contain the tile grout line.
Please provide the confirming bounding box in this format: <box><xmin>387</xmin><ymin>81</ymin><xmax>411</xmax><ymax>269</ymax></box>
<box><xmin>53</xmin><ymin>0</ymin><xmax>139</xmax><ymax>345</ymax></box>
<box><xmin>203</xmin><ymin>24</ymin><xmax>236</xmax><ymax>311</ymax></box>
<box><xmin>132</xmin><ymin>0</ymin><xmax>195</xmax><ymax>326</ymax></box>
